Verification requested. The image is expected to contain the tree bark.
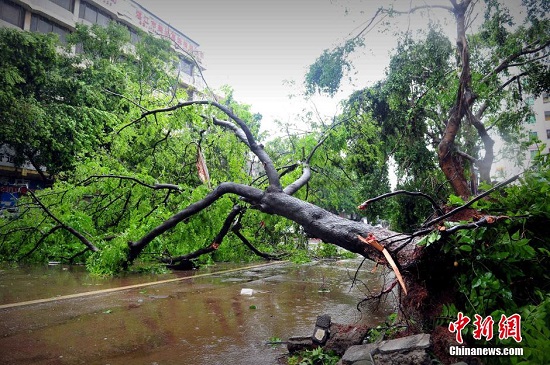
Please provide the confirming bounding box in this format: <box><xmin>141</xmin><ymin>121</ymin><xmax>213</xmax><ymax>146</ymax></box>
<box><xmin>437</xmin><ymin>0</ymin><xmax>474</xmax><ymax>199</ymax></box>
<box><xmin>128</xmin><ymin>182</ymin><xmax>419</xmax><ymax>271</ymax></box>
<box><xmin>257</xmin><ymin>191</ymin><xmax>417</xmax><ymax>266</ymax></box>
<box><xmin>469</xmin><ymin>107</ymin><xmax>494</xmax><ymax>184</ymax></box>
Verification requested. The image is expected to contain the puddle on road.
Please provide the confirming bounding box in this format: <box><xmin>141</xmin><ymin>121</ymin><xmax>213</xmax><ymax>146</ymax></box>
<box><xmin>0</xmin><ymin>259</ymin><xmax>397</xmax><ymax>365</ymax></box>
<box><xmin>0</xmin><ymin>262</ymin><xmax>230</xmax><ymax>305</ymax></box>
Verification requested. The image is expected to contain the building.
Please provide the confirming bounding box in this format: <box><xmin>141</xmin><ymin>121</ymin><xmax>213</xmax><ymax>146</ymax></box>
<box><xmin>0</xmin><ymin>0</ymin><xmax>205</xmax><ymax>93</ymax></box>
<box><xmin>524</xmin><ymin>93</ymin><xmax>550</xmax><ymax>162</ymax></box>
<box><xmin>0</xmin><ymin>0</ymin><xmax>206</xmax><ymax>210</ymax></box>
<box><xmin>492</xmin><ymin>93</ymin><xmax>550</xmax><ymax>179</ymax></box>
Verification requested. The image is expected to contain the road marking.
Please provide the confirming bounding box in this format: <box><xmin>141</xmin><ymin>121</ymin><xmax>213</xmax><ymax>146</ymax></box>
<box><xmin>0</xmin><ymin>261</ymin><xmax>285</xmax><ymax>310</ymax></box>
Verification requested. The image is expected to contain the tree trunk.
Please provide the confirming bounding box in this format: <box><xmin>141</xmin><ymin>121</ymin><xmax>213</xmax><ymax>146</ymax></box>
<box><xmin>257</xmin><ymin>191</ymin><xmax>418</xmax><ymax>267</ymax></box>
<box><xmin>128</xmin><ymin>186</ymin><xmax>420</xmax><ymax>272</ymax></box>
<box><xmin>438</xmin><ymin>0</ymin><xmax>475</xmax><ymax>199</ymax></box>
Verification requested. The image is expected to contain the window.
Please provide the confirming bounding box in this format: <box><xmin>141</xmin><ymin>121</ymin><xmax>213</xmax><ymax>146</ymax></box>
<box><xmin>543</xmin><ymin>92</ymin><xmax>550</xmax><ymax>104</ymax></box>
<box><xmin>128</xmin><ymin>26</ymin><xmax>141</xmax><ymax>44</ymax></box>
<box><xmin>177</xmin><ymin>57</ymin><xmax>193</xmax><ymax>76</ymax></box>
<box><xmin>48</xmin><ymin>0</ymin><xmax>74</xmax><ymax>12</ymax></box>
<box><xmin>525</xmin><ymin>96</ymin><xmax>534</xmax><ymax>106</ymax></box>
<box><xmin>30</xmin><ymin>14</ymin><xmax>70</xmax><ymax>43</ymax></box>
<box><xmin>547</xmin><ymin>129</ymin><xmax>550</xmax><ymax>139</ymax></box>
<box><xmin>528</xmin><ymin>131</ymin><xmax>538</xmax><ymax>141</ymax></box>
<box><xmin>97</xmin><ymin>11</ymin><xmax>110</xmax><ymax>26</ymax></box>
<box><xmin>526</xmin><ymin>114</ymin><xmax>536</xmax><ymax>124</ymax></box>
<box><xmin>545</xmin><ymin>111</ymin><xmax>550</xmax><ymax>121</ymax></box>
<box><xmin>0</xmin><ymin>0</ymin><xmax>25</xmax><ymax>28</ymax></box>
<box><xmin>79</xmin><ymin>1</ymin><xmax>111</xmax><ymax>26</ymax></box>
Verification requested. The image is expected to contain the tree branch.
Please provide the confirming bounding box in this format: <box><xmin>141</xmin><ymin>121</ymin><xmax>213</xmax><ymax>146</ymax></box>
<box><xmin>125</xmin><ymin>100</ymin><xmax>282</xmax><ymax>191</ymax></box>
<box><xmin>212</xmin><ymin>117</ymin><xmax>250</xmax><ymax>147</ymax></box>
<box><xmin>357</xmin><ymin>280</ymin><xmax>399</xmax><ymax>311</ymax></box>
<box><xmin>232</xmin><ymin>226</ymin><xmax>283</xmax><ymax>260</ymax></box>
<box><xmin>64</xmin><ymin>248</ymin><xmax>91</xmax><ymax>264</ymax></box>
<box><xmin>103</xmin><ymin>189</ymin><xmax>133</xmax><ymax>229</ymax></box>
<box><xmin>440</xmin><ymin>215</ymin><xmax>507</xmax><ymax>235</ymax></box>
<box><xmin>128</xmin><ymin>182</ymin><xmax>264</xmax><ymax>262</ymax></box>
<box><xmin>18</xmin><ymin>225</ymin><xmax>63</xmax><ymax>261</ymax></box>
<box><xmin>283</xmin><ymin>163</ymin><xmax>311</xmax><ymax>196</ymax></box>
<box><xmin>358</xmin><ymin>190</ymin><xmax>444</xmax><ymax>217</ymax></box>
<box><xmin>102</xmin><ymin>88</ymin><xmax>148</xmax><ymax>112</ymax></box>
<box><xmin>422</xmin><ymin>172</ymin><xmax>521</xmax><ymax>228</ymax></box>
<box><xmin>160</xmin><ymin>205</ymin><xmax>243</xmax><ymax>264</ymax></box>
<box><xmin>141</xmin><ymin>190</ymin><xmax>173</xmax><ymax>221</ymax></box>
<box><xmin>466</xmin><ymin>107</ymin><xmax>494</xmax><ymax>184</ymax></box>
<box><xmin>481</xmin><ymin>38</ymin><xmax>550</xmax><ymax>84</ymax></box>
<box><xmin>283</xmin><ymin>121</ymin><xmax>340</xmax><ymax>195</ymax></box>
<box><xmin>354</xmin><ymin>4</ymin><xmax>454</xmax><ymax>40</ymax></box>
<box><xmin>81</xmin><ymin>175</ymin><xmax>182</xmax><ymax>191</ymax></box>
<box><xmin>231</xmin><ymin>212</ymin><xmax>284</xmax><ymax>260</ymax></box>
<box><xmin>455</xmin><ymin>149</ymin><xmax>477</xmax><ymax>162</ymax></box>
<box><xmin>27</xmin><ymin>190</ymin><xmax>99</xmax><ymax>252</ymax></box>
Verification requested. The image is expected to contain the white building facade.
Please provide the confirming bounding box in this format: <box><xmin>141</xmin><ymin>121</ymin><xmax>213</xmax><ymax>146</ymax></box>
<box><xmin>492</xmin><ymin>93</ymin><xmax>550</xmax><ymax>179</ymax></box>
<box><xmin>525</xmin><ymin>93</ymin><xmax>550</xmax><ymax>162</ymax></box>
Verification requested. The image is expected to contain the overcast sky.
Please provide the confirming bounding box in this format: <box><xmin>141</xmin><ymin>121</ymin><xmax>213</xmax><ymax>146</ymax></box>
<box><xmin>136</xmin><ymin>1</ymin><xmax>389</xmax><ymax>128</ymax></box>
<box><xmin>134</xmin><ymin>1</ymin><xmax>462</xmax><ymax>131</ymax></box>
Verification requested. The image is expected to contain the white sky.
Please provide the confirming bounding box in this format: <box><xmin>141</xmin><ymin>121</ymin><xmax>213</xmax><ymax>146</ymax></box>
<box><xmin>135</xmin><ymin>0</ymin><xmax>455</xmax><ymax>131</ymax></box>
<box><xmin>135</xmin><ymin>1</ymin><xmax>528</xmax><ymax>133</ymax></box>
<box><xmin>134</xmin><ymin>0</ymin><xmax>529</xmax><ymax>187</ymax></box>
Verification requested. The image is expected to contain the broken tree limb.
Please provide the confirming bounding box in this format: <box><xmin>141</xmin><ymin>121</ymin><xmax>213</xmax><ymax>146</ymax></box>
<box><xmin>358</xmin><ymin>234</ymin><xmax>408</xmax><ymax>295</ymax></box>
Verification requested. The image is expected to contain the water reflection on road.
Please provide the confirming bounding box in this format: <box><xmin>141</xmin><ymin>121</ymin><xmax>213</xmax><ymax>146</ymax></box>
<box><xmin>0</xmin><ymin>258</ymin><xmax>397</xmax><ymax>365</ymax></box>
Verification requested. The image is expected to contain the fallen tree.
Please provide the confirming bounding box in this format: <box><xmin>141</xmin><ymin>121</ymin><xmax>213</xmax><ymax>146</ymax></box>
<box><xmin>4</xmin><ymin>90</ymin><xmax>548</xmax><ymax>362</ymax></box>
<box><xmin>120</xmin><ymin>100</ymin><xmax>539</xmax><ymax>332</ymax></box>
<box><xmin>1</xmin><ymin>9</ymin><xmax>548</xmax><ymax>362</ymax></box>
<box><xmin>125</xmin><ymin>101</ymin><xmax>417</xmax><ymax>269</ymax></box>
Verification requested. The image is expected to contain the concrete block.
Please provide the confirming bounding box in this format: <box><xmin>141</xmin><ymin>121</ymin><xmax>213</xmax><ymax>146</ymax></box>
<box><xmin>378</xmin><ymin>333</ymin><xmax>431</xmax><ymax>353</ymax></box>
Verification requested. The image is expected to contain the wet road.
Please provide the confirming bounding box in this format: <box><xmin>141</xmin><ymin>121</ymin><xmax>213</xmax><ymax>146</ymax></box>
<box><xmin>0</xmin><ymin>259</ymin><xmax>396</xmax><ymax>365</ymax></box>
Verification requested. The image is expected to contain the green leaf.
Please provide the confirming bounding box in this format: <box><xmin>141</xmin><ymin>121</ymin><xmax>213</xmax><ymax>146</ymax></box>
<box><xmin>459</xmin><ymin>245</ymin><xmax>473</xmax><ymax>252</ymax></box>
<box><xmin>448</xmin><ymin>194</ymin><xmax>465</xmax><ymax>206</ymax></box>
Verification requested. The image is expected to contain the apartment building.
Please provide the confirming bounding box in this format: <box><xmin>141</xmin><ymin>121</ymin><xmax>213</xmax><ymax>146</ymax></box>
<box><xmin>525</xmin><ymin>93</ymin><xmax>550</xmax><ymax>160</ymax></box>
<box><xmin>0</xmin><ymin>0</ymin><xmax>205</xmax><ymax>210</ymax></box>
<box><xmin>0</xmin><ymin>0</ymin><xmax>205</xmax><ymax>90</ymax></box>
<box><xmin>492</xmin><ymin>93</ymin><xmax>550</xmax><ymax>179</ymax></box>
